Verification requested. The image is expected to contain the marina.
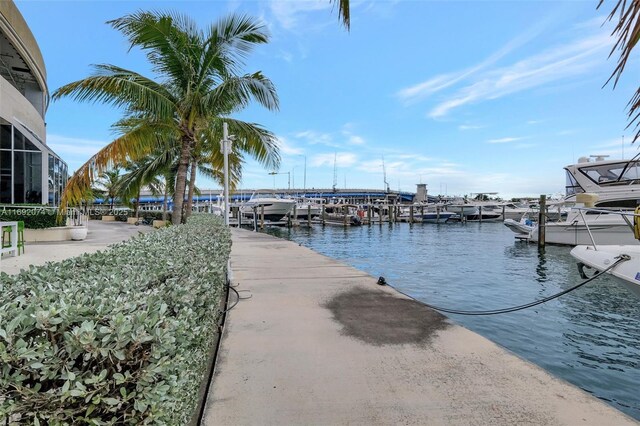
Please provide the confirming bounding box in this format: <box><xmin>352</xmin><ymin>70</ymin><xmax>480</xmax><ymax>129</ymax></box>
<box><xmin>263</xmin><ymin>221</ymin><xmax>640</xmax><ymax>421</ymax></box>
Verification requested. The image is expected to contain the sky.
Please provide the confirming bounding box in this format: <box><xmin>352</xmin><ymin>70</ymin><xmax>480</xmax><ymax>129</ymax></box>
<box><xmin>14</xmin><ymin>0</ymin><xmax>640</xmax><ymax>199</ymax></box>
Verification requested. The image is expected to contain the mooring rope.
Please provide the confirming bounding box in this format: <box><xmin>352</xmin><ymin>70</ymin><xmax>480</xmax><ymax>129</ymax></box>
<box><xmin>386</xmin><ymin>255</ymin><xmax>630</xmax><ymax>316</ymax></box>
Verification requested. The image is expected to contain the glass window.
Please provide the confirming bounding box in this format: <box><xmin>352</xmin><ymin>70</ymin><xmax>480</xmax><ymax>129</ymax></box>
<box><xmin>0</xmin><ymin>124</ymin><xmax>11</xmax><ymax>150</ymax></box>
<box><xmin>565</xmin><ymin>170</ymin><xmax>584</xmax><ymax>196</ymax></box>
<box><xmin>0</xmin><ymin>150</ymin><xmax>11</xmax><ymax>203</ymax></box>
<box><xmin>13</xmin><ymin>151</ymin><xmax>42</xmax><ymax>204</ymax></box>
<box><xmin>579</xmin><ymin>161</ymin><xmax>640</xmax><ymax>185</ymax></box>
<box><xmin>13</xmin><ymin>128</ymin><xmax>39</xmax><ymax>151</ymax></box>
<box><xmin>48</xmin><ymin>154</ymin><xmax>54</xmax><ymax>205</ymax></box>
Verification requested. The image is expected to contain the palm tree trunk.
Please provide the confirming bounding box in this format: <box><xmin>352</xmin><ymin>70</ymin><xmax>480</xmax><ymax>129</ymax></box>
<box><xmin>162</xmin><ymin>181</ymin><xmax>169</xmax><ymax>222</ymax></box>
<box><xmin>185</xmin><ymin>159</ymin><xmax>197</xmax><ymax>220</ymax></box>
<box><xmin>172</xmin><ymin>136</ymin><xmax>193</xmax><ymax>225</ymax></box>
<box><xmin>135</xmin><ymin>188</ymin><xmax>140</xmax><ymax>218</ymax></box>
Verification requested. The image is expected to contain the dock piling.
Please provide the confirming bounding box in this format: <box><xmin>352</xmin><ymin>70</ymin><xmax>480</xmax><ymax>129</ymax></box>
<box><xmin>538</xmin><ymin>194</ymin><xmax>546</xmax><ymax>248</ymax></box>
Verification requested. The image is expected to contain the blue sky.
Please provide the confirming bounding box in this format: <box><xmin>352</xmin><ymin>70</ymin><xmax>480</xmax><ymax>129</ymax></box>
<box><xmin>16</xmin><ymin>0</ymin><xmax>640</xmax><ymax>199</ymax></box>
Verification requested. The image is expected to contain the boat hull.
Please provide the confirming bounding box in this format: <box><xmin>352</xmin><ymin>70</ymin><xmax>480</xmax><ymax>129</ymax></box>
<box><xmin>530</xmin><ymin>220</ymin><xmax>639</xmax><ymax>246</ymax></box>
<box><xmin>570</xmin><ymin>245</ymin><xmax>640</xmax><ymax>297</ymax></box>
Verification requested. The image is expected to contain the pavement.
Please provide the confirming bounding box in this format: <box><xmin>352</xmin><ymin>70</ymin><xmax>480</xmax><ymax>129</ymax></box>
<box><xmin>202</xmin><ymin>228</ymin><xmax>638</xmax><ymax>425</ymax></box>
<box><xmin>0</xmin><ymin>220</ymin><xmax>153</xmax><ymax>275</ymax></box>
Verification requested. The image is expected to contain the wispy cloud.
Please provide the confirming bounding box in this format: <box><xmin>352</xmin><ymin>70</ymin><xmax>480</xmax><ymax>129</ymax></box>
<box><xmin>47</xmin><ymin>134</ymin><xmax>107</xmax><ymax>157</ymax></box>
<box><xmin>276</xmin><ymin>136</ymin><xmax>304</xmax><ymax>155</ymax></box>
<box><xmin>459</xmin><ymin>124</ymin><xmax>484</xmax><ymax>131</ymax></box>
<box><xmin>428</xmin><ymin>31</ymin><xmax>612</xmax><ymax>118</ymax></box>
<box><xmin>269</xmin><ymin>0</ymin><xmax>331</xmax><ymax>30</ymax></box>
<box><xmin>295</xmin><ymin>130</ymin><xmax>336</xmax><ymax>147</ymax></box>
<box><xmin>311</xmin><ymin>152</ymin><xmax>357</xmax><ymax>167</ymax></box>
<box><xmin>487</xmin><ymin>136</ymin><xmax>525</xmax><ymax>144</ymax></box>
<box><xmin>396</xmin><ymin>13</ymin><xmax>558</xmax><ymax>104</ymax></box>
<box><xmin>527</xmin><ymin>120</ymin><xmax>543</xmax><ymax>125</ymax></box>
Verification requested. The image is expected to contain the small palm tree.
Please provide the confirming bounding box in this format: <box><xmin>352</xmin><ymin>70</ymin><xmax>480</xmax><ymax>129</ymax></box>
<box><xmin>95</xmin><ymin>168</ymin><xmax>122</xmax><ymax>210</ymax></box>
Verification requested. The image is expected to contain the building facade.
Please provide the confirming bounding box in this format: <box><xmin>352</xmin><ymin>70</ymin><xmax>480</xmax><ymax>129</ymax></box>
<box><xmin>0</xmin><ymin>1</ymin><xmax>67</xmax><ymax>206</ymax></box>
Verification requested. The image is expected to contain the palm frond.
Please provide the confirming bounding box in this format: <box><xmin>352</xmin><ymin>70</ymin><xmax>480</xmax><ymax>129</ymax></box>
<box><xmin>204</xmin><ymin>73</ymin><xmax>279</xmax><ymax>114</ymax></box>
<box><xmin>599</xmin><ymin>0</ymin><xmax>640</xmax><ymax>141</ymax></box>
<box><xmin>52</xmin><ymin>65</ymin><xmax>176</xmax><ymax>119</ymax></box>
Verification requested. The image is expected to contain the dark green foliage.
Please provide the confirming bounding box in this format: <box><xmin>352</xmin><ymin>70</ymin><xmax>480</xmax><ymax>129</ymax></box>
<box><xmin>0</xmin><ymin>215</ymin><xmax>231</xmax><ymax>424</ymax></box>
<box><xmin>0</xmin><ymin>206</ymin><xmax>58</xmax><ymax>229</ymax></box>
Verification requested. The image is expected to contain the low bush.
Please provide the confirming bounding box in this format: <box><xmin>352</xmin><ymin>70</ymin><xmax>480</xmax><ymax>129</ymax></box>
<box><xmin>0</xmin><ymin>206</ymin><xmax>58</xmax><ymax>229</ymax></box>
<box><xmin>0</xmin><ymin>215</ymin><xmax>231</xmax><ymax>424</ymax></box>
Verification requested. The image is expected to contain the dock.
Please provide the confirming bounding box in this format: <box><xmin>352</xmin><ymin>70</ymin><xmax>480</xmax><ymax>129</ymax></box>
<box><xmin>202</xmin><ymin>229</ymin><xmax>636</xmax><ymax>425</ymax></box>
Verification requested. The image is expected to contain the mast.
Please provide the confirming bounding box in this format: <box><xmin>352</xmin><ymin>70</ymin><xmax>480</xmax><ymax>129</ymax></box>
<box><xmin>332</xmin><ymin>152</ymin><xmax>337</xmax><ymax>192</ymax></box>
<box><xmin>382</xmin><ymin>155</ymin><xmax>390</xmax><ymax>193</ymax></box>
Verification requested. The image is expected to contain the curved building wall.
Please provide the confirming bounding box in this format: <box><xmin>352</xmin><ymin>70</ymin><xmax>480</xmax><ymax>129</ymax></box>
<box><xmin>0</xmin><ymin>1</ymin><xmax>66</xmax><ymax>205</ymax></box>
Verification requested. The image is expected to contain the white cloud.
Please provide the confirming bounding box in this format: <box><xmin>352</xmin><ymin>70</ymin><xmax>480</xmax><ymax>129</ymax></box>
<box><xmin>459</xmin><ymin>124</ymin><xmax>484</xmax><ymax>131</ymax></box>
<box><xmin>487</xmin><ymin>137</ymin><xmax>525</xmax><ymax>144</ymax></box>
<box><xmin>47</xmin><ymin>134</ymin><xmax>108</xmax><ymax>156</ymax></box>
<box><xmin>269</xmin><ymin>0</ymin><xmax>331</xmax><ymax>30</ymax></box>
<box><xmin>348</xmin><ymin>135</ymin><xmax>365</xmax><ymax>145</ymax></box>
<box><xmin>275</xmin><ymin>136</ymin><xmax>303</xmax><ymax>155</ymax></box>
<box><xmin>428</xmin><ymin>31</ymin><xmax>613</xmax><ymax>118</ymax></box>
<box><xmin>311</xmin><ymin>152</ymin><xmax>357</xmax><ymax>167</ymax></box>
<box><xmin>397</xmin><ymin>13</ymin><xmax>557</xmax><ymax>104</ymax></box>
<box><xmin>295</xmin><ymin>130</ymin><xmax>335</xmax><ymax>147</ymax></box>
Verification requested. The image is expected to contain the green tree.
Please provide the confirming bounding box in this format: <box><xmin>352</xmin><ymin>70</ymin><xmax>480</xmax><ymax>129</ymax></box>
<box><xmin>53</xmin><ymin>11</ymin><xmax>279</xmax><ymax>224</ymax></box>
<box><xmin>95</xmin><ymin>168</ymin><xmax>122</xmax><ymax>210</ymax></box>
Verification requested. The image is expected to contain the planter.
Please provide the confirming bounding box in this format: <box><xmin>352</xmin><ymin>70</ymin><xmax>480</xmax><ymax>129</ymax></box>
<box><xmin>153</xmin><ymin>220</ymin><xmax>168</xmax><ymax>229</ymax></box>
<box><xmin>69</xmin><ymin>226</ymin><xmax>88</xmax><ymax>241</ymax></box>
<box><xmin>127</xmin><ymin>217</ymin><xmax>139</xmax><ymax>224</ymax></box>
<box><xmin>102</xmin><ymin>215</ymin><xmax>116</xmax><ymax>222</ymax></box>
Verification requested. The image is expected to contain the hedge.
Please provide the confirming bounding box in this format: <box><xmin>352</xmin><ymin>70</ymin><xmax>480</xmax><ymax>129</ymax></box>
<box><xmin>0</xmin><ymin>215</ymin><xmax>231</xmax><ymax>424</ymax></box>
<box><xmin>0</xmin><ymin>206</ymin><xmax>58</xmax><ymax>229</ymax></box>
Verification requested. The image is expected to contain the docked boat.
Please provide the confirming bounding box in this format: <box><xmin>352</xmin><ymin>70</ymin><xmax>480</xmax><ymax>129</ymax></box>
<box><xmin>564</xmin><ymin>153</ymin><xmax>640</xmax><ymax>208</ymax></box>
<box><xmin>503</xmin><ymin>217</ymin><xmax>534</xmax><ymax>235</ymax></box>
<box><xmin>240</xmin><ymin>190</ymin><xmax>296</xmax><ymax>222</ymax></box>
<box><xmin>295</xmin><ymin>199</ymin><xmax>323</xmax><ymax>220</ymax></box>
<box><xmin>527</xmin><ymin>198</ymin><xmax>638</xmax><ymax>246</ymax></box>
<box><xmin>571</xmin><ymin>244</ymin><xmax>639</xmax><ymax>297</ymax></box>
<box><xmin>570</xmin><ymin>208</ymin><xmax>640</xmax><ymax>297</ymax></box>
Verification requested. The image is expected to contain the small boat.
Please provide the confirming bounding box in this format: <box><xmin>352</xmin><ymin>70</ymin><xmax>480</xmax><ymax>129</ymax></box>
<box><xmin>503</xmin><ymin>218</ymin><xmax>534</xmax><ymax>235</ymax></box>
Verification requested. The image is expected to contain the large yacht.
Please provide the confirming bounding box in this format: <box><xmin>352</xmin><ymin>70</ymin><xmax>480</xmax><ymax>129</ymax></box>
<box><xmin>564</xmin><ymin>154</ymin><xmax>640</xmax><ymax>208</ymax></box>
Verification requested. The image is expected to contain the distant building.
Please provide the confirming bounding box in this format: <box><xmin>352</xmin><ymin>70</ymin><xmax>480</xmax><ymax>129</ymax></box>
<box><xmin>0</xmin><ymin>1</ymin><xmax>67</xmax><ymax>205</ymax></box>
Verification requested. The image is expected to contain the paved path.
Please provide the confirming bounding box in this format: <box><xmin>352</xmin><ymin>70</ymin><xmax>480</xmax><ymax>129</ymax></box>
<box><xmin>0</xmin><ymin>220</ymin><xmax>152</xmax><ymax>275</ymax></box>
<box><xmin>203</xmin><ymin>228</ymin><xmax>637</xmax><ymax>425</ymax></box>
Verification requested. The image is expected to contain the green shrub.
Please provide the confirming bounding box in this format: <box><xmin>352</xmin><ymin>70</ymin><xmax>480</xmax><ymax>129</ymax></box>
<box><xmin>0</xmin><ymin>206</ymin><xmax>58</xmax><ymax>229</ymax></box>
<box><xmin>0</xmin><ymin>215</ymin><xmax>231</xmax><ymax>424</ymax></box>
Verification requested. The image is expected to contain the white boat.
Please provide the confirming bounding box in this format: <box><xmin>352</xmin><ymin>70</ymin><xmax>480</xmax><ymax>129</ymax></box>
<box><xmin>569</xmin><ymin>208</ymin><xmax>640</xmax><ymax>297</ymax></box>
<box><xmin>571</xmin><ymin>245</ymin><xmax>639</xmax><ymax>297</ymax></box>
<box><xmin>527</xmin><ymin>204</ymin><xmax>639</xmax><ymax>246</ymax></box>
<box><xmin>240</xmin><ymin>190</ymin><xmax>296</xmax><ymax>222</ymax></box>
<box><xmin>563</xmin><ymin>154</ymin><xmax>640</xmax><ymax>208</ymax></box>
<box><xmin>295</xmin><ymin>199</ymin><xmax>323</xmax><ymax>220</ymax></box>
<box><xmin>503</xmin><ymin>218</ymin><xmax>534</xmax><ymax>235</ymax></box>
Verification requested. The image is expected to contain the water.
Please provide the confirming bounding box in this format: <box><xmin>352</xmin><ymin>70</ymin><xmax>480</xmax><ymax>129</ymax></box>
<box><xmin>264</xmin><ymin>221</ymin><xmax>640</xmax><ymax>420</ymax></box>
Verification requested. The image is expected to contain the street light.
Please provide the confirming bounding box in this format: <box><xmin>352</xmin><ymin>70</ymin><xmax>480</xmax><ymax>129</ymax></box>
<box><xmin>268</xmin><ymin>171</ymin><xmax>290</xmax><ymax>190</ymax></box>
<box><xmin>221</xmin><ymin>122</ymin><xmax>235</xmax><ymax>226</ymax></box>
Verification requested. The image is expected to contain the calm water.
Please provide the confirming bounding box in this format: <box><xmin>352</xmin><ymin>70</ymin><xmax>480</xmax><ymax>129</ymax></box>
<box><xmin>264</xmin><ymin>221</ymin><xmax>640</xmax><ymax>420</ymax></box>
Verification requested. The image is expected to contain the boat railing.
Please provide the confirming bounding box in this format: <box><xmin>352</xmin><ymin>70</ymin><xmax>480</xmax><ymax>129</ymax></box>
<box><xmin>573</xmin><ymin>207</ymin><xmax>639</xmax><ymax>250</ymax></box>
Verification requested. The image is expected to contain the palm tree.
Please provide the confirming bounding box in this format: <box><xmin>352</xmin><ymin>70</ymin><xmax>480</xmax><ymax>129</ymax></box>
<box><xmin>53</xmin><ymin>11</ymin><xmax>279</xmax><ymax>224</ymax></box>
<box><xmin>95</xmin><ymin>168</ymin><xmax>122</xmax><ymax>210</ymax></box>
<box><xmin>333</xmin><ymin>0</ymin><xmax>350</xmax><ymax>29</ymax></box>
<box><xmin>599</xmin><ymin>1</ymin><xmax>640</xmax><ymax>142</ymax></box>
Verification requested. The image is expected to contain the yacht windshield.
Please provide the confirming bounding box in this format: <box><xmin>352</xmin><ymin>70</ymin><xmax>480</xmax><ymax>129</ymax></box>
<box><xmin>565</xmin><ymin>170</ymin><xmax>584</xmax><ymax>196</ymax></box>
<box><xmin>578</xmin><ymin>161</ymin><xmax>640</xmax><ymax>186</ymax></box>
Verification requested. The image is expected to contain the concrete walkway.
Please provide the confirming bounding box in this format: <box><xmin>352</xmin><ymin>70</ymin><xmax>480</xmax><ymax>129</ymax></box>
<box><xmin>0</xmin><ymin>220</ymin><xmax>152</xmax><ymax>275</ymax></box>
<box><xmin>203</xmin><ymin>228</ymin><xmax>637</xmax><ymax>425</ymax></box>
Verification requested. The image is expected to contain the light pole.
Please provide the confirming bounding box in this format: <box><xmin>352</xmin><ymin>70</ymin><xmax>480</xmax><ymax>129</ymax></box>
<box><xmin>268</xmin><ymin>171</ymin><xmax>290</xmax><ymax>190</ymax></box>
<box><xmin>221</xmin><ymin>122</ymin><xmax>235</xmax><ymax>226</ymax></box>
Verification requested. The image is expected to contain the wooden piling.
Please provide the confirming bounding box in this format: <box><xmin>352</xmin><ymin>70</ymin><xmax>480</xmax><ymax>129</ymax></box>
<box><xmin>479</xmin><ymin>205</ymin><xmax>483</xmax><ymax>223</ymax></box>
<box><xmin>538</xmin><ymin>194</ymin><xmax>546</xmax><ymax>248</ymax></box>
<box><xmin>322</xmin><ymin>205</ymin><xmax>326</xmax><ymax>226</ymax></box>
<box><xmin>367</xmin><ymin>204</ymin><xmax>372</xmax><ymax>225</ymax></box>
<box><xmin>409</xmin><ymin>205</ymin><xmax>414</xmax><ymax>223</ymax></box>
<box><xmin>260</xmin><ymin>205</ymin><xmax>265</xmax><ymax>229</ymax></box>
<box><xmin>307</xmin><ymin>205</ymin><xmax>312</xmax><ymax>228</ymax></box>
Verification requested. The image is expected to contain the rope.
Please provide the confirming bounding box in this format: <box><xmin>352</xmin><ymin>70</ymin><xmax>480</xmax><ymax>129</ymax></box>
<box><xmin>388</xmin><ymin>255</ymin><xmax>630</xmax><ymax>316</ymax></box>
